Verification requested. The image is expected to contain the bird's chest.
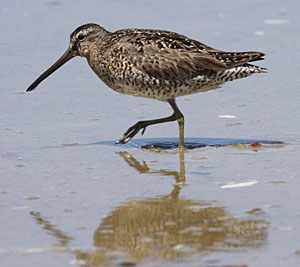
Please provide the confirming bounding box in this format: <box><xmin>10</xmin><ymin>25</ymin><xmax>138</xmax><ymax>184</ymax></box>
<box><xmin>87</xmin><ymin>51</ymin><xmax>142</xmax><ymax>91</ymax></box>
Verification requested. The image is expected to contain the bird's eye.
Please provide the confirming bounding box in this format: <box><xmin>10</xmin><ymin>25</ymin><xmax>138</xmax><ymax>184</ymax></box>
<box><xmin>78</xmin><ymin>34</ymin><xmax>85</xmax><ymax>41</ymax></box>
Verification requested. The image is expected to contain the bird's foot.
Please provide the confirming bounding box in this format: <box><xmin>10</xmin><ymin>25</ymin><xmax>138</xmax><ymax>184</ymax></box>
<box><xmin>116</xmin><ymin>121</ymin><xmax>147</xmax><ymax>144</ymax></box>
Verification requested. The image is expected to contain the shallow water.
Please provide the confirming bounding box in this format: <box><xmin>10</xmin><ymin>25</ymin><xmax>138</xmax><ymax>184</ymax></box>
<box><xmin>1</xmin><ymin>0</ymin><xmax>300</xmax><ymax>266</ymax></box>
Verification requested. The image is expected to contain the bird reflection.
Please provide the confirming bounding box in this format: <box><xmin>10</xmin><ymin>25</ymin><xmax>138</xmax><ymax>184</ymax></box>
<box><xmin>30</xmin><ymin>211</ymin><xmax>73</xmax><ymax>247</ymax></box>
<box><xmin>30</xmin><ymin>151</ymin><xmax>269</xmax><ymax>266</ymax></box>
<box><xmin>118</xmin><ymin>149</ymin><xmax>186</xmax><ymax>198</ymax></box>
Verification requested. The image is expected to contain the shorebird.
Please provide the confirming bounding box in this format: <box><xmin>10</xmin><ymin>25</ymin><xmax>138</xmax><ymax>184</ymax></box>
<box><xmin>26</xmin><ymin>23</ymin><xmax>266</xmax><ymax>150</ymax></box>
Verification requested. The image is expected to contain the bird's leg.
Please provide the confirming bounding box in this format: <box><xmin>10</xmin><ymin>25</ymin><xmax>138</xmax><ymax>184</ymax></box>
<box><xmin>168</xmin><ymin>99</ymin><xmax>184</xmax><ymax>150</ymax></box>
<box><xmin>117</xmin><ymin>113</ymin><xmax>177</xmax><ymax>144</ymax></box>
<box><xmin>117</xmin><ymin>99</ymin><xmax>185</xmax><ymax>150</ymax></box>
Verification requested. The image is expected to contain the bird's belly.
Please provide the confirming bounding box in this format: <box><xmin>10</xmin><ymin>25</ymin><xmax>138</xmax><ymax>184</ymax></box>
<box><xmin>97</xmin><ymin>64</ymin><xmax>262</xmax><ymax>101</ymax></box>
<box><xmin>91</xmin><ymin>61</ymin><xmax>231</xmax><ymax>101</ymax></box>
<box><xmin>101</xmin><ymin>74</ymin><xmax>223</xmax><ymax>101</ymax></box>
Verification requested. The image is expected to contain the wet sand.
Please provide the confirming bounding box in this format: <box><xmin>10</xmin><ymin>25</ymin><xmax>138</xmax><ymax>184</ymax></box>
<box><xmin>1</xmin><ymin>1</ymin><xmax>300</xmax><ymax>266</ymax></box>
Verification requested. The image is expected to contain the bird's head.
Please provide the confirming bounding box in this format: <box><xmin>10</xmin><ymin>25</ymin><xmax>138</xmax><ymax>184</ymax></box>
<box><xmin>26</xmin><ymin>23</ymin><xmax>108</xmax><ymax>92</ymax></box>
<box><xmin>69</xmin><ymin>23</ymin><xmax>108</xmax><ymax>57</ymax></box>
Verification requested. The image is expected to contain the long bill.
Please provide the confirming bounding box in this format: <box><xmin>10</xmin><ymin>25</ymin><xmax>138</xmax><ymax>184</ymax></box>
<box><xmin>26</xmin><ymin>48</ymin><xmax>75</xmax><ymax>92</ymax></box>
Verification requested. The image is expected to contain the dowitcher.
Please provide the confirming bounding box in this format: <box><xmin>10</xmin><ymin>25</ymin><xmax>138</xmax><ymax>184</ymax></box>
<box><xmin>26</xmin><ymin>23</ymin><xmax>266</xmax><ymax>150</ymax></box>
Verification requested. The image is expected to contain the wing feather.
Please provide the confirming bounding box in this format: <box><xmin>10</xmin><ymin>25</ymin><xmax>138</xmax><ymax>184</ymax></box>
<box><xmin>127</xmin><ymin>46</ymin><xmax>229</xmax><ymax>80</ymax></box>
<box><xmin>110</xmin><ymin>29</ymin><xmax>265</xmax><ymax>81</ymax></box>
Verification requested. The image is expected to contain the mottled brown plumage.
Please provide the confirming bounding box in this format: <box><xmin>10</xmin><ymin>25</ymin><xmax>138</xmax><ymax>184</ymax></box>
<box><xmin>26</xmin><ymin>23</ymin><xmax>266</xmax><ymax>149</ymax></box>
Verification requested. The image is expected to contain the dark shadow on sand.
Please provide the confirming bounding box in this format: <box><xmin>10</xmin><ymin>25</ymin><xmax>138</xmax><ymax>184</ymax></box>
<box><xmin>81</xmin><ymin>137</ymin><xmax>283</xmax><ymax>150</ymax></box>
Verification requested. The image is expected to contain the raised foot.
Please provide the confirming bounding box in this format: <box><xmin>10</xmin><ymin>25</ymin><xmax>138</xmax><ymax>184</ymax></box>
<box><xmin>116</xmin><ymin>121</ymin><xmax>148</xmax><ymax>144</ymax></box>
